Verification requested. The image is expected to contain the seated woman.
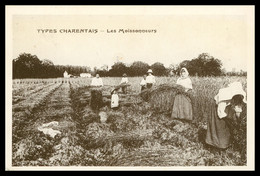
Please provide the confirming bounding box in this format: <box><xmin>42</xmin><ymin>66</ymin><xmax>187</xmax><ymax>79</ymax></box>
<box><xmin>171</xmin><ymin>67</ymin><xmax>193</xmax><ymax>121</ymax></box>
<box><xmin>205</xmin><ymin>82</ymin><xmax>247</xmax><ymax>149</ymax></box>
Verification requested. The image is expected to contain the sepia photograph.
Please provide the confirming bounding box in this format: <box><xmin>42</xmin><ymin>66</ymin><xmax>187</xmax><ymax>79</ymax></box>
<box><xmin>5</xmin><ymin>5</ymin><xmax>255</xmax><ymax>171</ymax></box>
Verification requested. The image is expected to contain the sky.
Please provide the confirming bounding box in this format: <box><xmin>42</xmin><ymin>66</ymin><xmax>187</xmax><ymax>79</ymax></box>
<box><xmin>11</xmin><ymin>6</ymin><xmax>254</xmax><ymax>72</ymax></box>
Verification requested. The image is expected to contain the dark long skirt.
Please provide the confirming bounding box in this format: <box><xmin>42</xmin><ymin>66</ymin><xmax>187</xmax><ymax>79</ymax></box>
<box><xmin>121</xmin><ymin>86</ymin><xmax>127</xmax><ymax>94</ymax></box>
<box><xmin>90</xmin><ymin>89</ymin><xmax>103</xmax><ymax>111</ymax></box>
<box><xmin>171</xmin><ymin>94</ymin><xmax>193</xmax><ymax>121</ymax></box>
<box><xmin>205</xmin><ymin>103</ymin><xmax>231</xmax><ymax>149</ymax></box>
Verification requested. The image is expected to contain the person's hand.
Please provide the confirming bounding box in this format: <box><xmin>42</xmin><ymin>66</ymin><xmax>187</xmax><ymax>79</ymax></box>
<box><xmin>234</xmin><ymin>105</ymin><xmax>242</xmax><ymax>113</ymax></box>
<box><xmin>186</xmin><ymin>89</ymin><xmax>192</xmax><ymax>93</ymax></box>
<box><xmin>234</xmin><ymin>105</ymin><xmax>242</xmax><ymax>118</ymax></box>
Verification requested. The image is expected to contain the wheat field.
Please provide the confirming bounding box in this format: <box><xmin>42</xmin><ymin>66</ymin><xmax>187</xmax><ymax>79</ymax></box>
<box><xmin>11</xmin><ymin>76</ymin><xmax>247</xmax><ymax>166</ymax></box>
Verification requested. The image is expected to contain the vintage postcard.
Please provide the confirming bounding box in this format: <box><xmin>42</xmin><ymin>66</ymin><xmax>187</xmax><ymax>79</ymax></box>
<box><xmin>5</xmin><ymin>5</ymin><xmax>255</xmax><ymax>170</ymax></box>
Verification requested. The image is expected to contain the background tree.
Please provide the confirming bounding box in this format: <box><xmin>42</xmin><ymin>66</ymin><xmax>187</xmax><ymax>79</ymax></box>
<box><xmin>13</xmin><ymin>53</ymin><xmax>42</xmax><ymax>78</ymax></box>
<box><xmin>204</xmin><ymin>57</ymin><xmax>222</xmax><ymax>76</ymax></box>
<box><xmin>108</xmin><ymin>62</ymin><xmax>129</xmax><ymax>77</ymax></box>
<box><xmin>129</xmin><ymin>61</ymin><xmax>150</xmax><ymax>76</ymax></box>
<box><xmin>41</xmin><ymin>59</ymin><xmax>56</xmax><ymax>78</ymax></box>
<box><xmin>150</xmin><ymin>62</ymin><xmax>167</xmax><ymax>76</ymax></box>
<box><xmin>177</xmin><ymin>53</ymin><xmax>223</xmax><ymax>76</ymax></box>
<box><xmin>96</xmin><ymin>65</ymin><xmax>109</xmax><ymax>77</ymax></box>
<box><xmin>13</xmin><ymin>52</ymin><xmax>245</xmax><ymax>79</ymax></box>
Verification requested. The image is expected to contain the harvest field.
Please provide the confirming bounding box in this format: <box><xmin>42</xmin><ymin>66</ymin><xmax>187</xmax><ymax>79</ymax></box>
<box><xmin>11</xmin><ymin>76</ymin><xmax>247</xmax><ymax>166</ymax></box>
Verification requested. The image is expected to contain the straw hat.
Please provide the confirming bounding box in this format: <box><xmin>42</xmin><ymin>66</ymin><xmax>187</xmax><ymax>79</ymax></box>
<box><xmin>147</xmin><ymin>69</ymin><xmax>153</xmax><ymax>73</ymax></box>
<box><xmin>111</xmin><ymin>87</ymin><xmax>120</xmax><ymax>94</ymax></box>
<box><xmin>123</xmin><ymin>73</ymin><xmax>127</xmax><ymax>77</ymax></box>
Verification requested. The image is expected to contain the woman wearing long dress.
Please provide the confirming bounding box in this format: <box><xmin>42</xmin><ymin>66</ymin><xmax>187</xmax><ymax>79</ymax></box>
<box><xmin>171</xmin><ymin>67</ymin><xmax>193</xmax><ymax>121</ymax></box>
<box><xmin>205</xmin><ymin>82</ymin><xmax>247</xmax><ymax>149</ymax></box>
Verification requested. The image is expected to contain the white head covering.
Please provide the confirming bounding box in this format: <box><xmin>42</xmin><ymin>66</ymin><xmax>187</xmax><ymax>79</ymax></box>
<box><xmin>215</xmin><ymin>81</ymin><xmax>246</xmax><ymax>118</ymax></box>
<box><xmin>176</xmin><ymin>68</ymin><xmax>192</xmax><ymax>90</ymax></box>
<box><xmin>180</xmin><ymin>67</ymin><xmax>189</xmax><ymax>78</ymax></box>
<box><xmin>215</xmin><ymin>81</ymin><xmax>246</xmax><ymax>104</ymax></box>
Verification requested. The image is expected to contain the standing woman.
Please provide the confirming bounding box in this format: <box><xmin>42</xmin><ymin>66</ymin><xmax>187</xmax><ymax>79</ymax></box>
<box><xmin>120</xmin><ymin>73</ymin><xmax>129</xmax><ymax>94</ymax></box>
<box><xmin>90</xmin><ymin>74</ymin><xmax>104</xmax><ymax>111</ymax></box>
<box><xmin>205</xmin><ymin>82</ymin><xmax>247</xmax><ymax>150</ymax></box>
<box><xmin>146</xmin><ymin>69</ymin><xmax>156</xmax><ymax>89</ymax></box>
<box><xmin>171</xmin><ymin>67</ymin><xmax>193</xmax><ymax>121</ymax></box>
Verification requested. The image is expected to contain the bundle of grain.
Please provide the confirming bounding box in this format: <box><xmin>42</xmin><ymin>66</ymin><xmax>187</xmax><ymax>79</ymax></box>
<box><xmin>85</xmin><ymin>122</ymin><xmax>113</xmax><ymax>140</ymax></box>
<box><xmin>83</xmin><ymin>122</ymin><xmax>114</xmax><ymax>150</ymax></box>
<box><xmin>141</xmin><ymin>84</ymin><xmax>193</xmax><ymax>113</ymax></box>
<box><xmin>106</xmin><ymin>111</ymin><xmax>127</xmax><ymax>132</ymax></box>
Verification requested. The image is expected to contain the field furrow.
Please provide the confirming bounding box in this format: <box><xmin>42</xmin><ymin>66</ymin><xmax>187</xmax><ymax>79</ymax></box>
<box><xmin>12</xmin><ymin>83</ymin><xmax>79</xmax><ymax>166</ymax></box>
<box><xmin>12</xmin><ymin>83</ymin><xmax>57</xmax><ymax>104</ymax></box>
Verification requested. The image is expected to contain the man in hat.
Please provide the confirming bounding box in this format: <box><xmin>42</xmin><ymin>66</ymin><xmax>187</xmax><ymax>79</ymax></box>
<box><xmin>146</xmin><ymin>69</ymin><xmax>156</xmax><ymax>89</ymax></box>
<box><xmin>120</xmin><ymin>73</ymin><xmax>129</xmax><ymax>94</ymax></box>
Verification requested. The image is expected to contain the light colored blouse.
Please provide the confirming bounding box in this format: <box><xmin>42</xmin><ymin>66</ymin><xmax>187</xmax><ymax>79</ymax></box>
<box><xmin>111</xmin><ymin>94</ymin><xmax>119</xmax><ymax>108</ymax></box>
<box><xmin>90</xmin><ymin>77</ymin><xmax>103</xmax><ymax>87</ymax></box>
<box><xmin>120</xmin><ymin>77</ymin><xmax>129</xmax><ymax>84</ymax></box>
<box><xmin>140</xmin><ymin>79</ymin><xmax>146</xmax><ymax>86</ymax></box>
<box><xmin>146</xmin><ymin>75</ymin><xmax>156</xmax><ymax>84</ymax></box>
<box><xmin>176</xmin><ymin>77</ymin><xmax>192</xmax><ymax>91</ymax></box>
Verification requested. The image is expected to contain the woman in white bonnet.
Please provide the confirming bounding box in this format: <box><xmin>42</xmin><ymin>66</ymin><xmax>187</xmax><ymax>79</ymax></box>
<box><xmin>176</xmin><ymin>67</ymin><xmax>193</xmax><ymax>92</ymax></box>
<box><xmin>205</xmin><ymin>81</ymin><xmax>247</xmax><ymax>150</ymax></box>
<box><xmin>171</xmin><ymin>67</ymin><xmax>193</xmax><ymax>121</ymax></box>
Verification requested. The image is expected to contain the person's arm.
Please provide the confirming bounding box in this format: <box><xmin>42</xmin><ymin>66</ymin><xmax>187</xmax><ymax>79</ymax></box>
<box><xmin>217</xmin><ymin>101</ymin><xmax>229</xmax><ymax>119</ymax></box>
<box><xmin>176</xmin><ymin>78</ymin><xmax>180</xmax><ymax>85</ymax></box>
<box><xmin>140</xmin><ymin>79</ymin><xmax>145</xmax><ymax>86</ymax></box>
<box><xmin>90</xmin><ymin>78</ymin><xmax>95</xmax><ymax>86</ymax></box>
<box><xmin>145</xmin><ymin>76</ymin><xmax>149</xmax><ymax>83</ymax></box>
<box><xmin>153</xmin><ymin>76</ymin><xmax>156</xmax><ymax>84</ymax></box>
<box><xmin>100</xmin><ymin>79</ymin><xmax>104</xmax><ymax>87</ymax></box>
<box><xmin>185</xmin><ymin>78</ymin><xmax>193</xmax><ymax>92</ymax></box>
<box><xmin>188</xmin><ymin>78</ymin><xmax>193</xmax><ymax>90</ymax></box>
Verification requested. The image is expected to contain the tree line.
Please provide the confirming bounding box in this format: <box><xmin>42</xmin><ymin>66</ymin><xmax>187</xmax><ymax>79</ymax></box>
<box><xmin>12</xmin><ymin>53</ymin><xmax>91</xmax><ymax>79</ymax></box>
<box><xmin>12</xmin><ymin>52</ymin><xmax>246</xmax><ymax>79</ymax></box>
